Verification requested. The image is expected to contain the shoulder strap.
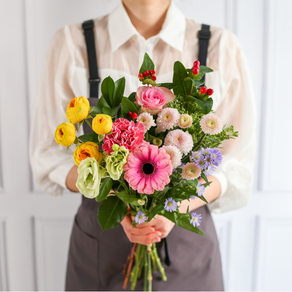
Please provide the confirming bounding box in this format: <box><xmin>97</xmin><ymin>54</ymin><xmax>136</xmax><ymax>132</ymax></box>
<box><xmin>198</xmin><ymin>24</ymin><xmax>211</xmax><ymax>84</ymax></box>
<box><xmin>82</xmin><ymin>20</ymin><xmax>100</xmax><ymax>100</ymax></box>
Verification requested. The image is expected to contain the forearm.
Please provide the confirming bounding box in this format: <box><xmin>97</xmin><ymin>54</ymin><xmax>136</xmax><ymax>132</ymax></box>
<box><xmin>179</xmin><ymin>175</ymin><xmax>221</xmax><ymax>213</ymax></box>
<box><xmin>66</xmin><ymin>165</ymin><xmax>79</xmax><ymax>192</ymax></box>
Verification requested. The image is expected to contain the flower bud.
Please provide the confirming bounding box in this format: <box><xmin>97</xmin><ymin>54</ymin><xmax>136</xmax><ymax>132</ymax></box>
<box><xmin>152</xmin><ymin>138</ymin><xmax>163</xmax><ymax>147</ymax></box>
<box><xmin>92</xmin><ymin>114</ymin><xmax>113</xmax><ymax>135</ymax></box>
<box><xmin>66</xmin><ymin>96</ymin><xmax>90</xmax><ymax>124</ymax></box>
<box><xmin>73</xmin><ymin>141</ymin><xmax>102</xmax><ymax>166</ymax></box>
<box><xmin>55</xmin><ymin>122</ymin><xmax>76</xmax><ymax>146</ymax></box>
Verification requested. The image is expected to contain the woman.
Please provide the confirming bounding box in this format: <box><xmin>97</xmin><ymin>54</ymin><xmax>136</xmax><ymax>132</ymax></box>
<box><xmin>30</xmin><ymin>0</ymin><xmax>256</xmax><ymax>290</ymax></box>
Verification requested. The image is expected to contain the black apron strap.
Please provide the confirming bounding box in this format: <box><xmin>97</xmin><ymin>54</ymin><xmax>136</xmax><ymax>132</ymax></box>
<box><xmin>82</xmin><ymin>20</ymin><xmax>100</xmax><ymax>133</ymax></box>
<box><xmin>198</xmin><ymin>24</ymin><xmax>211</xmax><ymax>85</ymax></box>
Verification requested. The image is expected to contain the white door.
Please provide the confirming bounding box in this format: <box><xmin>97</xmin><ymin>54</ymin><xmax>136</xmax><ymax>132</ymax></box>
<box><xmin>0</xmin><ymin>0</ymin><xmax>291</xmax><ymax>290</ymax></box>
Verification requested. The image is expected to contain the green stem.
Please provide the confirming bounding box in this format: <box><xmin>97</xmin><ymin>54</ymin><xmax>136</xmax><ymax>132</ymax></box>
<box><xmin>143</xmin><ymin>248</ymin><xmax>148</xmax><ymax>291</ymax></box>
<box><xmin>85</xmin><ymin>119</ymin><xmax>93</xmax><ymax>130</ymax></box>
<box><xmin>147</xmin><ymin>246</ymin><xmax>152</xmax><ymax>291</ymax></box>
<box><xmin>193</xmin><ymin>133</ymin><xmax>206</xmax><ymax>151</ymax></box>
<box><xmin>152</xmin><ymin>243</ymin><xmax>167</xmax><ymax>281</ymax></box>
<box><xmin>131</xmin><ymin>244</ymin><xmax>141</xmax><ymax>290</ymax></box>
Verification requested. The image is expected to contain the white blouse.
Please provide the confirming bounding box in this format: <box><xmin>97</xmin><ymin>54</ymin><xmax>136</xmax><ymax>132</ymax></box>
<box><xmin>29</xmin><ymin>0</ymin><xmax>256</xmax><ymax>214</ymax></box>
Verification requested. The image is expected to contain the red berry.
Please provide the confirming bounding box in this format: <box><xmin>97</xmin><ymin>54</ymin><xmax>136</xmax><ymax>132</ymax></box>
<box><xmin>151</xmin><ymin>76</ymin><xmax>157</xmax><ymax>81</ymax></box>
<box><xmin>192</xmin><ymin>67</ymin><xmax>199</xmax><ymax>75</ymax></box>
<box><xmin>193</xmin><ymin>60</ymin><xmax>200</xmax><ymax>67</ymax></box>
<box><xmin>200</xmin><ymin>86</ymin><xmax>207</xmax><ymax>94</ymax></box>
<box><xmin>132</xmin><ymin>112</ymin><xmax>138</xmax><ymax>119</ymax></box>
<box><xmin>138</xmin><ymin>73</ymin><xmax>144</xmax><ymax>79</ymax></box>
<box><xmin>127</xmin><ymin>111</ymin><xmax>132</xmax><ymax>117</ymax></box>
<box><xmin>144</xmin><ymin>70</ymin><xmax>149</xmax><ymax>76</ymax></box>
<box><xmin>149</xmin><ymin>70</ymin><xmax>156</xmax><ymax>75</ymax></box>
<box><xmin>207</xmin><ymin>88</ymin><xmax>214</xmax><ymax>96</ymax></box>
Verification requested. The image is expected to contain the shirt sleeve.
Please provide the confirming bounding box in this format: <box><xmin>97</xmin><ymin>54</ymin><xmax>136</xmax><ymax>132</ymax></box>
<box><xmin>29</xmin><ymin>26</ymin><xmax>78</xmax><ymax>197</ymax></box>
<box><xmin>208</xmin><ymin>29</ymin><xmax>257</xmax><ymax>214</ymax></box>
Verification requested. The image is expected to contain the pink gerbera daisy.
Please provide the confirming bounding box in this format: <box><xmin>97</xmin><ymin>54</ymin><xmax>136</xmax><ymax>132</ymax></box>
<box><xmin>164</xmin><ymin>129</ymin><xmax>193</xmax><ymax>155</ymax></box>
<box><xmin>200</xmin><ymin>113</ymin><xmax>223</xmax><ymax>135</ymax></box>
<box><xmin>124</xmin><ymin>144</ymin><xmax>173</xmax><ymax>194</ymax></box>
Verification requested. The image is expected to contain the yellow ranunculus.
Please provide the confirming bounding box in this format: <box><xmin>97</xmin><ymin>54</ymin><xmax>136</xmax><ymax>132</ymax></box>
<box><xmin>55</xmin><ymin>122</ymin><xmax>76</xmax><ymax>146</ymax></box>
<box><xmin>66</xmin><ymin>96</ymin><xmax>90</xmax><ymax>124</ymax></box>
<box><xmin>73</xmin><ymin>141</ymin><xmax>103</xmax><ymax>166</ymax></box>
<box><xmin>92</xmin><ymin>114</ymin><xmax>113</xmax><ymax>135</ymax></box>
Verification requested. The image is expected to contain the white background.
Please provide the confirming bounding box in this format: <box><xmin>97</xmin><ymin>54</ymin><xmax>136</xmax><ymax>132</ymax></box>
<box><xmin>0</xmin><ymin>0</ymin><xmax>292</xmax><ymax>290</ymax></box>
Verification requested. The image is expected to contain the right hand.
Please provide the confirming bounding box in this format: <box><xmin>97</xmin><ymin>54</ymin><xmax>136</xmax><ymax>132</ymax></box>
<box><xmin>120</xmin><ymin>213</ymin><xmax>161</xmax><ymax>246</ymax></box>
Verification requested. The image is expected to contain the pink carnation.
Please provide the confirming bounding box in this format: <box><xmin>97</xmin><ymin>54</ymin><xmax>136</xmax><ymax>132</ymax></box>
<box><xmin>102</xmin><ymin>118</ymin><xmax>145</xmax><ymax>154</ymax></box>
<box><xmin>164</xmin><ymin>129</ymin><xmax>193</xmax><ymax>155</ymax></box>
<box><xmin>124</xmin><ymin>144</ymin><xmax>172</xmax><ymax>194</ymax></box>
<box><xmin>136</xmin><ymin>86</ymin><xmax>175</xmax><ymax>115</ymax></box>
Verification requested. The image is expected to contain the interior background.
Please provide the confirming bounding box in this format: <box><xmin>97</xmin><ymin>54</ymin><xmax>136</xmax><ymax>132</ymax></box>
<box><xmin>0</xmin><ymin>0</ymin><xmax>291</xmax><ymax>290</ymax></box>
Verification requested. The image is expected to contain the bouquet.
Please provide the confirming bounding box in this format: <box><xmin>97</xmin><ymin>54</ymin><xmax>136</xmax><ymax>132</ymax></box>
<box><xmin>55</xmin><ymin>53</ymin><xmax>238</xmax><ymax>291</ymax></box>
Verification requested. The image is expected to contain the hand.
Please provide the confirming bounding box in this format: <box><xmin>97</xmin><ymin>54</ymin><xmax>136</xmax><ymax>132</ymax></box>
<box><xmin>120</xmin><ymin>213</ymin><xmax>161</xmax><ymax>246</ymax></box>
<box><xmin>136</xmin><ymin>215</ymin><xmax>175</xmax><ymax>239</ymax></box>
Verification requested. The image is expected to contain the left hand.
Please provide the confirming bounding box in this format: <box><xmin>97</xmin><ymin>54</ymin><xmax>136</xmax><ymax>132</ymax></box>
<box><xmin>135</xmin><ymin>215</ymin><xmax>175</xmax><ymax>242</ymax></box>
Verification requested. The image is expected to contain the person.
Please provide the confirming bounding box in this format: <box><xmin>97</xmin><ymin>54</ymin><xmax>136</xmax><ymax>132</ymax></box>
<box><xmin>29</xmin><ymin>0</ymin><xmax>256</xmax><ymax>290</ymax></box>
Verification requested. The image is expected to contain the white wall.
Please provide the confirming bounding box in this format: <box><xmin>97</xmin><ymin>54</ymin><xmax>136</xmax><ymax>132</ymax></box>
<box><xmin>0</xmin><ymin>0</ymin><xmax>291</xmax><ymax>290</ymax></box>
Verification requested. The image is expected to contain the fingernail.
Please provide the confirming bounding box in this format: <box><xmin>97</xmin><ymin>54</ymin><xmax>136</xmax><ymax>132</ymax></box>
<box><xmin>157</xmin><ymin>231</ymin><xmax>162</xmax><ymax>236</ymax></box>
<box><xmin>154</xmin><ymin>237</ymin><xmax>161</xmax><ymax>243</ymax></box>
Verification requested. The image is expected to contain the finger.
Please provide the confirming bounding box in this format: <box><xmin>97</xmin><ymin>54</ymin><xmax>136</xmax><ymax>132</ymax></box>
<box><xmin>129</xmin><ymin>232</ymin><xmax>161</xmax><ymax>246</ymax></box>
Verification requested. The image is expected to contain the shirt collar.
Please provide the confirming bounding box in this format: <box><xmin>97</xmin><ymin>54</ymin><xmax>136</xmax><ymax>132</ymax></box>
<box><xmin>108</xmin><ymin>0</ymin><xmax>186</xmax><ymax>53</ymax></box>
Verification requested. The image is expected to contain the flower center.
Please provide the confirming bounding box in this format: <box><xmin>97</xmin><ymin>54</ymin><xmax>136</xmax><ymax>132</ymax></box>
<box><xmin>59</xmin><ymin>129</ymin><xmax>64</xmax><ymax>137</ymax></box>
<box><xmin>193</xmin><ymin>217</ymin><xmax>197</xmax><ymax>222</ymax></box>
<box><xmin>69</xmin><ymin>100</ymin><xmax>76</xmax><ymax>108</ymax></box>
<box><xmin>138</xmin><ymin>215</ymin><xmax>143</xmax><ymax>220</ymax></box>
<box><xmin>140</xmin><ymin>160</ymin><xmax>157</xmax><ymax>177</ymax></box>
<box><xmin>207</xmin><ymin>120</ymin><xmax>216</xmax><ymax>129</ymax></box>
<box><xmin>167</xmin><ymin>202</ymin><xmax>173</xmax><ymax>207</ymax></box>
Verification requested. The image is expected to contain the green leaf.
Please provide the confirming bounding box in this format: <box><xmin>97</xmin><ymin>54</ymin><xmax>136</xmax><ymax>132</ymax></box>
<box><xmin>97</xmin><ymin>95</ymin><xmax>110</xmax><ymax>109</ymax></box>
<box><xmin>78</xmin><ymin>134</ymin><xmax>94</xmax><ymax>143</ymax></box>
<box><xmin>101</xmin><ymin>77</ymin><xmax>115</xmax><ymax>107</ymax></box>
<box><xmin>201</xmin><ymin>172</ymin><xmax>209</xmax><ymax>183</ymax></box>
<box><xmin>173</xmin><ymin>61</ymin><xmax>188</xmax><ymax>96</ymax></box>
<box><xmin>90</xmin><ymin>106</ymin><xmax>102</xmax><ymax>116</ymax></box>
<box><xmin>97</xmin><ymin>196</ymin><xmax>127</xmax><ymax>231</ymax></box>
<box><xmin>128</xmin><ymin>92</ymin><xmax>136</xmax><ymax>103</ymax></box>
<box><xmin>183</xmin><ymin>179</ymin><xmax>198</xmax><ymax>188</ymax></box>
<box><xmin>195</xmin><ymin>97</ymin><xmax>213</xmax><ymax>114</ymax></box>
<box><xmin>121</xmin><ymin>97</ymin><xmax>138</xmax><ymax>118</ymax></box>
<box><xmin>102</xmin><ymin>106</ymin><xmax>118</xmax><ymax>117</ymax></box>
<box><xmin>197</xmin><ymin>195</ymin><xmax>208</xmax><ymax>204</ymax></box>
<box><xmin>206</xmin><ymin>136</ymin><xmax>221</xmax><ymax>143</ymax></box>
<box><xmin>92</xmin><ymin>131</ymin><xmax>99</xmax><ymax>143</ymax></box>
<box><xmin>96</xmin><ymin>177</ymin><xmax>112</xmax><ymax>202</ymax></box>
<box><xmin>112</xmin><ymin>77</ymin><xmax>125</xmax><ymax>107</ymax></box>
<box><xmin>139</xmin><ymin>53</ymin><xmax>155</xmax><ymax>73</ymax></box>
<box><xmin>115</xmin><ymin>191</ymin><xmax>142</xmax><ymax>206</ymax></box>
<box><xmin>188</xmin><ymin>78</ymin><xmax>205</xmax><ymax>88</ymax></box>
<box><xmin>161</xmin><ymin>211</ymin><xmax>205</xmax><ymax>236</ymax></box>
<box><xmin>148</xmin><ymin>205</ymin><xmax>165</xmax><ymax>221</ymax></box>
<box><xmin>156</xmin><ymin>83</ymin><xmax>177</xmax><ymax>90</ymax></box>
<box><xmin>185</xmin><ymin>95</ymin><xmax>197</xmax><ymax>103</ymax></box>
<box><xmin>199</xmin><ymin>65</ymin><xmax>213</xmax><ymax>74</ymax></box>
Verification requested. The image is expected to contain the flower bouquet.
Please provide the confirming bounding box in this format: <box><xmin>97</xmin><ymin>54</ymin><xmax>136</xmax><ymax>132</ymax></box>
<box><xmin>55</xmin><ymin>53</ymin><xmax>238</xmax><ymax>291</ymax></box>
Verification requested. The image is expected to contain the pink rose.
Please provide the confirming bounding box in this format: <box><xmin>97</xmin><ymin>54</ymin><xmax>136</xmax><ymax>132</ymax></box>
<box><xmin>135</xmin><ymin>86</ymin><xmax>175</xmax><ymax>115</ymax></box>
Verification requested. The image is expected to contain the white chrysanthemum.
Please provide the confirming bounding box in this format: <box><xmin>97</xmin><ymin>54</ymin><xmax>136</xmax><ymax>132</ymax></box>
<box><xmin>156</xmin><ymin>108</ymin><xmax>180</xmax><ymax>132</ymax></box>
<box><xmin>200</xmin><ymin>113</ymin><xmax>223</xmax><ymax>135</ymax></box>
<box><xmin>137</xmin><ymin>112</ymin><xmax>156</xmax><ymax>131</ymax></box>
<box><xmin>164</xmin><ymin>129</ymin><xmax>193</xmax><ymax>155</ymax></box>
<box><xmin>178</xmin><ymin>114</ymin><xmax>193</xmax><ymax>128</ymax></box>
<box><xmin>162</xmin><ymin>145</ymin><xmax>183</xmax><ymax>168</ymax></box>
<box><xmin>181</xmin><ymin>163</ymin><xmax>201</xmax><ymax>180</ymax></box>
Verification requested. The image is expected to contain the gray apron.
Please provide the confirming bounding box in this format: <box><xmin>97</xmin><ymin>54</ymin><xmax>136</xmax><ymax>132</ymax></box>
<box><xmin>65</xmin><ymin>195</ymin><xmax>224</xmax><ymax>291</ymax></box>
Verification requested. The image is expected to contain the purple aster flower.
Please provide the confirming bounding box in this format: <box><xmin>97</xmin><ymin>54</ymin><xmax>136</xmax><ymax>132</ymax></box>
<box><xmin>204</xmin><ymin>164</ymin><xmax>216</xmax><ymax>176</ymax></box>
<box><xmin>190</xmin><ymin>195</ymin><xmax>197</xmax><ymax>200</ymax></box>
<box><xmin>196</xmin><ymin>182</ymin><xmax>205</xmax><ymax>197</ymax></box>
<box><xmin>210</xmin><ymin>148</ymin><xmax>223</xmax><ymax>166</ymax></box>
<box><xmin>135</xmin><ymin>211</ymin><xmax>147</xmax><ymax>224</ymax></box>
<box><xmin>164</xmin><ymin>198</ymin><xmax>177</xmax><ymax>212</ymax></box>
<box><xmin>190</xmin><ymin>212</ymin><xmax>202</xmax><ymax>227</ymax></box>
<box><xmin>191</xmin><ymin>150</ymin><xmax>202</xmax><ymax>164</ymax></box>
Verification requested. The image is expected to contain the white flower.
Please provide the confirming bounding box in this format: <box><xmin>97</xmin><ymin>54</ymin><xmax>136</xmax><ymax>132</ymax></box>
<box><xmin>76</xmin><ymin>157</ymin><xmax>106</xmax><ymax>199</ymax></box>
